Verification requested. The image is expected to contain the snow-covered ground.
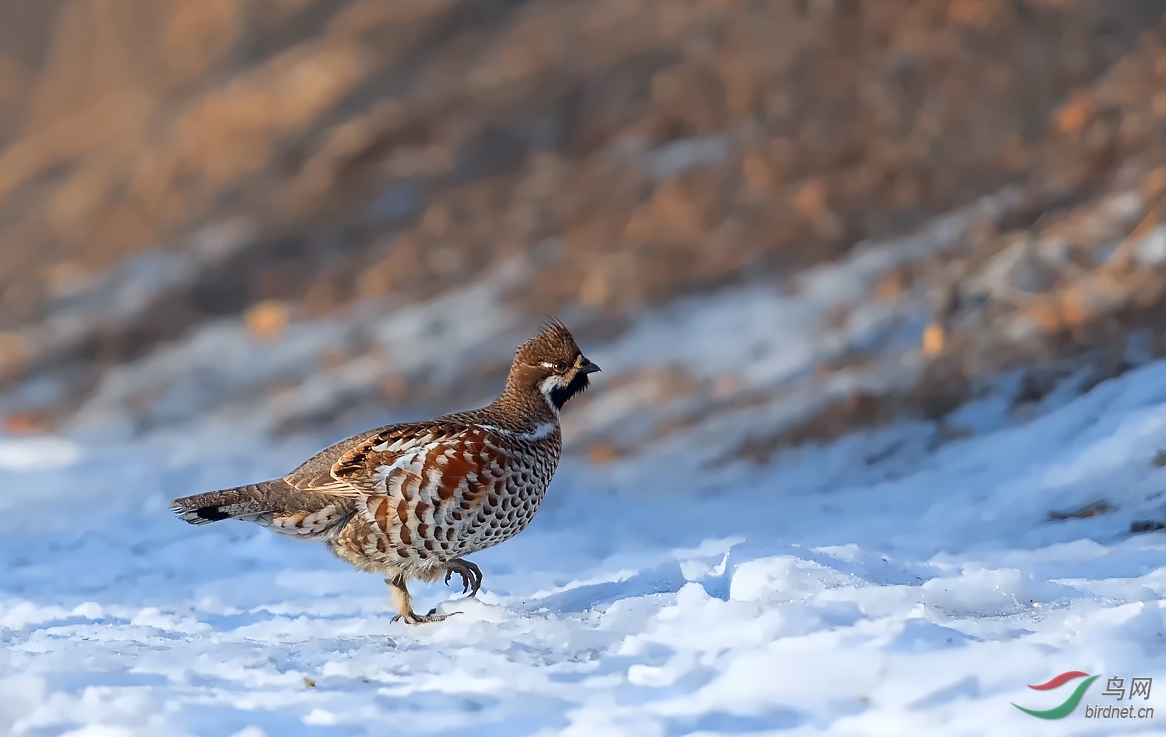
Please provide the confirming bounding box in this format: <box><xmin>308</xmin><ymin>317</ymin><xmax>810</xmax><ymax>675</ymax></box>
<box><xmin>4</xmin><ymin>241</ymin><xmax>1166</xmax><ymax>735</ymax></box>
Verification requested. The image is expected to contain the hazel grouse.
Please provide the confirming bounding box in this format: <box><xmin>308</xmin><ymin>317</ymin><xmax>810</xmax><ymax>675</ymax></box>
<box><xmin>171</xmin><ymin>321</ymin><xmax>599</xmax><ymax>624</ymax></box>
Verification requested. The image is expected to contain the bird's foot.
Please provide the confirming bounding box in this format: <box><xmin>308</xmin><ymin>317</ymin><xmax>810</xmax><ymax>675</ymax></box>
<box><xmin>390</xmin><ymin>607</ymin><xmax>458</xmax><ymax>625</ymax></box>
<box><xmin>443</xmin><ymin>558</ymin><xmax>483</xmax><ymax>597</ymax></box>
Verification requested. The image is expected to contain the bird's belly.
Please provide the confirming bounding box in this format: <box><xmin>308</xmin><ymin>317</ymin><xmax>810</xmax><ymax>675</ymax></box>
<box><xmin>327</xmin><ymin>513</ymin><xmax>412</xmax><ymax>574</ymax></box>
<box><xmin>324</xmin><ymin>439</ymin><xmax>557</xmax><ymax>578</ymax></box>
<box><xmin>457</xmin><ymin>484</ymin><xmax>547</xmax><ymax>555</ymax></box>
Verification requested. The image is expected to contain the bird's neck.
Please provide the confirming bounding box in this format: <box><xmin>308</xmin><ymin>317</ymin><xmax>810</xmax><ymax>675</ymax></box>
<box><xmin>486</xmin><ymin>375</ymin><xmax>559</xmax><ymax>431</ymax></box>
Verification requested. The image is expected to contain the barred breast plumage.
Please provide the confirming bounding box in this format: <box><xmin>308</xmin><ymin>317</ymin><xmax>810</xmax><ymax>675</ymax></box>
<box><xmin>325</xmin><ymin>418</ymin><xmax>562</xmax><ymax>575</ymax></box>
<box><xmin>171</xmin><ymin>320</ymin><xmax>599</xmax><ymax>625</ymax></box>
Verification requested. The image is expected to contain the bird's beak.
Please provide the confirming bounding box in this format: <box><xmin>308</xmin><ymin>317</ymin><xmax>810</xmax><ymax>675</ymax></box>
<box><xmin>580</xmin><ymin>357</ymin><xmax>601</xmax><ymax>374</ymax></box>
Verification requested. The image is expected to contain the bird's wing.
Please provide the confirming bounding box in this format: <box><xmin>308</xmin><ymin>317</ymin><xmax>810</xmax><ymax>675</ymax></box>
<box><xmin>330</xmin><ymin>421</ymin><xmax>514</xmax><ymax>558</ymax></box>
<box><xmin>281</xmin><ymin>428</ymin><xmax>381</xmax><ymax>497</ymax></box>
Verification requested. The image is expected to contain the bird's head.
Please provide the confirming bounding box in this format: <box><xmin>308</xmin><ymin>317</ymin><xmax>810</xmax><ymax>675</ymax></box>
<box><xmin>510</xmin><ymin>320</ymin><xmax>601</xmax><ymax>412</ymax></box>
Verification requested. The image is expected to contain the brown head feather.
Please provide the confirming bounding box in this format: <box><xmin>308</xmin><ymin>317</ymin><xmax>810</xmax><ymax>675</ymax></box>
<box><xmin>496</xmin><ymin>321</ymin><xmax>601</xmax><ymax>421</ymax></box>
<box><xmin>515</xmin><ymin>320</ymin><xmax>581</xmax><ymax>367</ymax></box>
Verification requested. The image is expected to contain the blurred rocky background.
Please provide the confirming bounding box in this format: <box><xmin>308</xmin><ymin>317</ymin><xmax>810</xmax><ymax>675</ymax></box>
<box><xmin>2</xmin><ymin>0</ymin><xmax>1166</xmax><ymax>463</ymax></box>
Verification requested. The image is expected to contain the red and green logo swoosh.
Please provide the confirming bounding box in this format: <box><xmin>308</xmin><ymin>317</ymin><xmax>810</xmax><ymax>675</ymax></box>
<box><xmin>1012</xmin><ymin>671</ymin><xmax>1099</xmax><ymax>719</ymax></box>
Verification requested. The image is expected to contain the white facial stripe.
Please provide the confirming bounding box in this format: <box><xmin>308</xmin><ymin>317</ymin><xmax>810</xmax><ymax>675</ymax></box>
<box><xmin>536</xmin><ymin>375</ymin><xmax>565</xmax><ymax>414</ymax></box>
<box><xmin>539</xmin><ymin>375</ymin><xmax>567</xmax><ymax>392</ymax></box>
<box><xmin>540</xmin><ymin>361</ymin><xmax>556</xmax><ymax>368</ymax></box>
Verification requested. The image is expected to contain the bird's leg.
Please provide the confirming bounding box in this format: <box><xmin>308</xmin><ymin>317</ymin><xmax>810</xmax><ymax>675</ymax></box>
<box><xmin>387</xmin><ymin>574</ymin><xmax>455</xmax><ymax>625</ymax></box>
<box><xmin>443</xmin><ymin>558</ymin><xmax>483</xmax><ymax>597</ymax></box>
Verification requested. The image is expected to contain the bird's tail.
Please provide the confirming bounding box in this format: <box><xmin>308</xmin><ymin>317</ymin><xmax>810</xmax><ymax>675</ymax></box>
<box><xmin>170</xmin><ymin>482</ymin><xmax>283</xmax><ymax>525</ymax></box>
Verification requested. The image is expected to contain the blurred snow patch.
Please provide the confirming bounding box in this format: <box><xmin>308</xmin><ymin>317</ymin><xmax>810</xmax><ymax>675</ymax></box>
<box><xmin>0</xmin><ymin>436</ymin><xmax>80</xmax><ymax>470</ymax></box>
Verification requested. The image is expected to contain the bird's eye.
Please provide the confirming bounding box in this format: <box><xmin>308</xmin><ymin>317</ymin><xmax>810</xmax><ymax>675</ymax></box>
<box><xmin>553</xmin><ymin>361</ymin><xmax>568</xmax><ymax>372</ymax></box>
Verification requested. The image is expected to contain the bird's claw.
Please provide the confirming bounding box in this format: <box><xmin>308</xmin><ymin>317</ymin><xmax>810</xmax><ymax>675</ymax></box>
<box><xmin>444</xmin><ymin>558</ymin><xmax>483</xmax><ymax>597</ymax></box>
<box><xmin>444</xmin><ymin>567</ymin><xmax>467</xmax><ymax>594</ymax></box>
<box><xmin>391</xmin><ymin>607</ymin><xmax>458</xmax><ymax>625</ymax></box>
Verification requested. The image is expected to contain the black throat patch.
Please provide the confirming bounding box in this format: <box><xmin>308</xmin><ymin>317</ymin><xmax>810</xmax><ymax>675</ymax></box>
<box><xmin>548</xmin><ymin>373</ymin><xmax>590</xmax><ymax>410</ymax></box>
